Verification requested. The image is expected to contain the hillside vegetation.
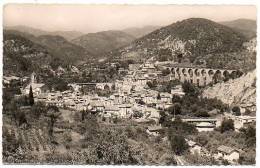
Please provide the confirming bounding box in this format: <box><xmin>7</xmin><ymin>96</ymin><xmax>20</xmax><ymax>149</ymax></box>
<box><xmin>36</xmin><ymin>35</ymin><xmax>89</xmax><ymax>65</ymax></box>
<box><xmin>3</xmin><ymin>30</ymin><xmax>92</xmax><ymax>75</ymax></box>
<box><xmin>113</xmin><ymin>18</ymin><xmax>249</xmax><ymax>69</ymax></box>
<box><xmin>3</xmin><ymin>32</ymin><xmax>52</xmax><ymax>75</ymax></box>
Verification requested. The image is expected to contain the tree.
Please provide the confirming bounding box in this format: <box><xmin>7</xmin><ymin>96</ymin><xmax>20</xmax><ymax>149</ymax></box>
<box><xmin>159</xmin><ymin>111</ymin><xmax>171</xmax><ymax>127</ymax></box>
<box><xmin>104</xmin><ymin>84</ymin><xmax>110</xmax><ymax>91</ymax></box>
<box><xmin>157</xmin><ymin>93</ymin><xmax>161</xmax><ymax>100</ymax></box>
<box><xmin>244</xmin><ymin>108</ymin><xmax>251</xmax><ymax>115</ymax></box>
<box><xmin>46</xmin><ymin>105</ymin><xmax>61</xmax><ymax>137</ymax></box>
<box><xmin>147</xmin><ymin>80</ymin><xmax>157</xmax><ymax>89</ymax></box>
<box><xmin>222</xmin><ymin>159</ymin><xmax>230</xmax><ymax>165</ymax></box>
<box><xmin>170</xmin><ymin>116</ymin><xmax>197</xmax><ymax>135</ymax></box>
<box><xmin>31</xmin><ymin>102</ymin><xmax>47</xmax><ymax>119</ymax></box>
<box><xmin>182</xmin><ymin>81</ymin><xmax>199</xmax><ymax>97</ymax></box>
<box><xmin>168</xmin><ymin>131</ymin><xmax>188</xmax><ymax>155</ymax></box>
<box><xmin>220</xmin><ymin>118</ymin><xmax>234</xmax><ymax>133</ymax></box>
<box><xmin>82</xmin><ymin>71</ymin><xmax>87</xmax><ymax>78</ymax></box>
<box><xmin>46</xmin><ymin>77</ymin><xmax>69</xmax><ymax>92</ymax></box>
<box><xmin>81</xmin><ymin>110</ymin><xmax>86</xmax><ymax>121</ymax></box>
<box><xmin>16</xmin><ymin>111</ymin><xmax>28</xmax><ymax>126</ymax></box>
<box><xmin>167</xmin><ymin>103</ymin><xmax>182</xmax><ymax>116</ymax></box>
<box><xmin>158</xmin><ymin>48</ymin><xmax>172</xmax><ymax>62</ymax></box>
<box><xmin>159</xmin><ymin>55</ymin><xmax>168</xmax><ymax>62</ymax></box>
<box><xmin>138</xmin><ymin>100</ymin><xmax>145</xmax><ymax>105</ymax></box>
<box><xmin>172</xmin><ymin>95</ymin><xmax>182</xmax><ymax>103</ymax></box>
<box><xmin>132</xmin><ymin>111</ymin><xmax>143</xmax><ymax>118</ymax></box>
<box><xmin>111</xmin><ymin>84</ymin><xmax>116</xmax><ymax>90</ymax></box>
<box><xmin>232</xmin><ymin>106</ymin><xmax>241</xmax><ymax>116</ymax></box>
<box><xmin>162</xmin><ymin>68</ymin><xmax>171</xmax><ymax>76</ymax></box>
<box><xmin>177</xmin><ymin>53</ymin><xmax>183</xmax><ymax>63</ymax></box>
<box><xmin>240</xmin><ymin>125</ymin><xmax>256</xmax><ymax>147</ymax></box>
<box><xmin>195</xmin><ymin>110</ymin><xmax>210</xmax><ymax>117</ymax></box>
<box><xmin>29</xmin><ymin>85</ymin><xmax>34</xmax><ymax>106</ymax></box>
<box><xmin>2</xmin><ymin>129</ymin><xmax>20</xmax><ymax>155</ymax></box>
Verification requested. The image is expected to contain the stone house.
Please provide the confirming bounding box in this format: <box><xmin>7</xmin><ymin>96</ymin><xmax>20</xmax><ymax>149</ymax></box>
<box><xmin>91</xmin><ymin>102</ymin><xmax>105</xmax><ymax>112</ymax></box>
<box><xmin>104</xmin><ymin>105</ymin><xmax>120</xmax><ymax>117</ymax></box>
<box><xmin>216</xmin><ymin>145</ymin><xmax>240</xmax><ymax>162</ymax></box>
<box><xmin>118</xmin><ymin>104</ymin><xmax>132</xmax><ymax>118</ymax></box>
<box><xmin>171</xmin><ymin>85</ymin><xmax>185</xmax><ymax>97</ymax></box>
<box><xmin>160</xmin><ymin>92</ymin><xmax>172</xmax><ymax>104</ymax></box>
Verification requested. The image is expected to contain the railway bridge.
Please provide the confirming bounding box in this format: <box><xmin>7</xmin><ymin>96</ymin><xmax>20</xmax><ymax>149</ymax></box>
<box><xmin>167</xmin><ymin>66</ymin><xmax>243</xmax><ymax>86</ymax></box>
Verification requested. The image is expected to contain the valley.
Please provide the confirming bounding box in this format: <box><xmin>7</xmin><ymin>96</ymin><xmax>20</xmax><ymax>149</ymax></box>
<box><xmin>2</xmin><ymin>17</ymin><xmax>256</xmax><ymax>165</ymax></box>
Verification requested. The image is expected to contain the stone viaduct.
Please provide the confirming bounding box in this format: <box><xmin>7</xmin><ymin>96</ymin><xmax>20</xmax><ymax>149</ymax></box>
<box><xmin>167</xmin><ymin>66</ymin><xmax>243</xmax><ymax>87</ymax></box>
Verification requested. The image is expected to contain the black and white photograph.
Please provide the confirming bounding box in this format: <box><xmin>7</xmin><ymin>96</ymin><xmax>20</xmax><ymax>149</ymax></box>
<box><xmin>1</xmin><ymin>2</ymin><xmax>257</xmax><ymax>166</ymax></box>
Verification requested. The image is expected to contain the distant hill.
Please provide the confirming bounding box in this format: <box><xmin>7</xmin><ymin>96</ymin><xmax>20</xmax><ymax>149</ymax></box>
<box><xmin>219</xmin><ymin>19</ymin><xmax>256</xmax><ymax>39</ymax></box>
<box><xmin>71</xmin><ymin>30</ymin><xmax>135</xmax><ymax>57</ymax></box>
<box><xmin>3</xmin><ymin>30</ymin><xmax>92</xmax><ymax>76</ymax></box>
<box><xmin>3</xmin><ymin>31</ymin><xmax>51</xmax><ymax>75</ymax></box>
<box><xmin>5</xmin><ymin>25</ymin><xmax>84</xmax><ymax>41</ymax></box>
<box><xmin>35</xmin><ymin>35</ymin><xmax>89</xmax><ymax>65</ymax></box>
<box><xmin>122</xmin><ymin>25</ymin><xmax>161</xmax><ymax>38</ymax></box>
<box><xmin>49</xmin><ymin>31</ymin><xmax>84</xmax><ymax>41</ymax></box>
<box><xmin>112</xmin><ymin>18</ymin><xmax>248</xmax><ymax>68</ymax></box>
<box><xmin>5</xmin><ymin>25</ymin><xmax>48</xmax><ymax>36</ymax></box>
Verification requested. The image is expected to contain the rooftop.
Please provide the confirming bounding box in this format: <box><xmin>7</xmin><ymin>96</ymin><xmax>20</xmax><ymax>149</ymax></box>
<box><xmin>196</xmin><ymin>122</ymin><xmax>215</xmax><ymax>127</ymax></box>
<box><xmin>147</xmin><ymin>125</ymin><xmax>162</xmax><ymax>131</ymax></box>
<box><xmin>217</xmin><ymin>145</ymin><xmax>239</xmax><ymax>154</ymax></box>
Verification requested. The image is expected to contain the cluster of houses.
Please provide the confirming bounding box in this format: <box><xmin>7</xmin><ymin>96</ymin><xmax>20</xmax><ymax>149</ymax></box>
<box><xmin>19</xmin><ymin>60</ymin><xmax>186</xmax><ymax>123</ymax></box>
<box><xmin>7</xmin><ymin>57</ymin><xmax>254</xmax><ymax>165</ymax></box>
<box><xmin>171</xmin><ymin>113</ymin><xmax>255</xmax><ymax>133</ymax></box>
<box><xmin>185</xmin><ymin>139</ymin><xmax>242</xmax><ymax>164</ymax></box>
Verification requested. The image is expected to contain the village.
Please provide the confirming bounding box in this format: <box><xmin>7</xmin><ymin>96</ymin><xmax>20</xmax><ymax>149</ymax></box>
<box><xmin>3</xmin><ymin>56</ymin><xmax>256</xmax><ymax>165</ymax></box>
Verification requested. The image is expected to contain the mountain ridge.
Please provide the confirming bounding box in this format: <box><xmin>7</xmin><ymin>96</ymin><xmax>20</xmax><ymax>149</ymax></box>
<box><xmin>219</xmin><ymin>18</ymin><xmax>256</xmax><ymax>39</ymax></box>
<box><xmin>5</xmin><ymin>25</ymin><xmax>84</xmax><ymax>41</ymax></box>
<box><xmin>110</xmin><ymin>18</ymin><xmax>248</xmax><ymax>69</ymax></box>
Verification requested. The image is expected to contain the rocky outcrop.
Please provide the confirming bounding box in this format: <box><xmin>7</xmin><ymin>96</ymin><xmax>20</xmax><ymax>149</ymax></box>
<box><xmin>202</xmin><ymin>70</ymin><xmax>256</xmax><ymax>111</ymax></box>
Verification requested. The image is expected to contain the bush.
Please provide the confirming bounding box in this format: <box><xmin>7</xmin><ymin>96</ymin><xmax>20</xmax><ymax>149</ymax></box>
<box><xmin>172</xmin><ymin>95</ymin><xmax>182</xmax><ymax>103</ymax></box>
<box><xmin>222</xmin><ymin>159</ymin><xmax>230</xmax><ymax>165</ymax></box>
<box><xmin>132</xmin><ymin>111</ymin><xmax>143</xmax><ymax>118</ymax></box>
<box><xmin>182</xmin><ymin>81</ymin><xmax>199</xmax><ymax>97</ymax></box>
<box><xmin>195</xmin><ymin>110</ymin><xmax>210</xmax><ymax>117</ymax></box>
<box><xmin>170</xmin><ymin>117</ymin><xmax>198</xmax><ymax>135</ymax></box>
<box><xmin>157</xmin><ymin>93</ymin><xmax>161</xmax><ymax>100</ymax></box>
<box><xmin>232</xmin><ymin>106</ymin><xmax>241</xmax><ymax>116</ymax></box>
<box><xmin>31</xmin><ymin>102</ymin><xmax>47</xmax><ymax>119</ymax></box>
<box><xmin>239</xmin><ymin>125</ymin><xmax>256</xmax><ymax>147</ymax></box>
<box><xmin>167</xmin><ymin>103</ymin><xmax>182</xmax><ymax>116</ymax></box>
<box><xmin>244</xmin><ymin>108</ymin><xmax>251</xmax><ymax>115</ymax></box>
<box><xmin>162</xmin><ymin>68</ymin><xmax>171</xmax><ymax>76</ymax></box>
<box><xmin>220</xmin><ymin>119</ymin><xmax>234</xmax><ymax>133</ymax></box>
<box><xmin>147</xmin><ymin>80</ymin><xmax>157</xmax><ymax>89</ymax></box>
<box><xmin>168</xmin><ymin>131</ymin><xmax>188</xmax><ymax>155</ymax></box>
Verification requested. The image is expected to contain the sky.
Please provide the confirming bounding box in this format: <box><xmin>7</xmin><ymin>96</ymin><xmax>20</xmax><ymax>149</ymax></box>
<box><xmin>3</xmin><ymin>4</ymin><xmax>257</xmax><ymax>33</ymax></box>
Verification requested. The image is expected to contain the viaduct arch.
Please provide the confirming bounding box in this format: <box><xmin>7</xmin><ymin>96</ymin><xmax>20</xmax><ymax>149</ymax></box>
<box><xmin>169</xmin><ymin>67</ymin><xmax>243</xmax><ymax>86</ymax></box>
